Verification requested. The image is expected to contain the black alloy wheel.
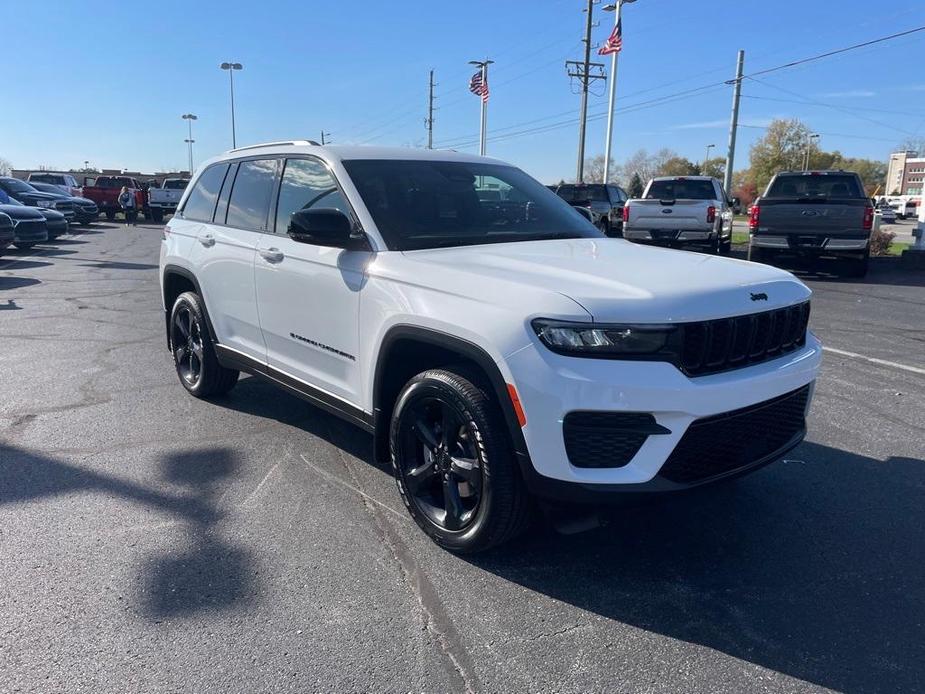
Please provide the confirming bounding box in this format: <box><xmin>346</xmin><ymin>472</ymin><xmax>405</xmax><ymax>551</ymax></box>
<box><xmin>168</xmin><ymin>291</ymin><xmax>239</xmax><ymax>398</ymax></box>
<box><xmin>391</xmin><ymin>368</ymin><xmax>531</xmax><ymax>553</ymax></box>
<box><xmin>398</xmin><ymin>395</ymin><xmax>483</xmax><ymax>531</ymax></box>
<box><xmin>171</xmin><ymin>303</ymin><xmax>204</xmax><ymax>388</ymax></box>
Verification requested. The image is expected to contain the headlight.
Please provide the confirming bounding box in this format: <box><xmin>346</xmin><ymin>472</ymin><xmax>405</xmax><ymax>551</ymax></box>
<box><xmin>36</xmin><ymin>200</ymin><xmax>55</xmax><ymax>208</ymax></box>
<box><xmin>532</xmin><ymin>319</ymin><xmax>678</xmax><ymax>357</ymax></box>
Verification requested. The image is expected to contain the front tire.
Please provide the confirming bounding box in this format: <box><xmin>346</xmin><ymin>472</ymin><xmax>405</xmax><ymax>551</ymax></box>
<box><xmin>105</xmin><ymin>210</ymin><xmax>115</xmax><ymax>221</ymax></box>
<box><xmin>151</xmin><ymin>209</ymin><xmax>164</xmax><ymax>223</ymax></box>
<box><xmin>390</xmin><ymin>368</ymin><xmax>531</xmax><ymax>553</ymax></box>
<box><xmin>169</xmin><ymin>291</ymin><xmax>239</xmax><ymax>398</ymax></box>
<box><xmin>13</xmin><ymin>242</ymin><xmax>36</xmax><ymax>250</ymax></box>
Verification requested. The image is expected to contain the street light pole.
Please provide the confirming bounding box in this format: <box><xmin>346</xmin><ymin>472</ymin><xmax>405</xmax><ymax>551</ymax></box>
<box><xmin>220</xmin><ymin>62</ymin><xmax>243</xmax><ymax>148</ymax></box>
<box><xmin>602</xmin><ymin>0</ymin><xmax>636</xmax><ymax>184</ymax></box>
<box><xmin>182</xmin><ymin>113</ymin><xmax>198</xmax><ymax>174</ymax></box>
<box><xmin>703</xmin><ymin>143</ymin><xmax>715</xmax><ymax>174</ymax></box>
<box><xmin>803</xmin><ymin>133</ymin><xmax>819</xmax><ymax>171</ymax></box>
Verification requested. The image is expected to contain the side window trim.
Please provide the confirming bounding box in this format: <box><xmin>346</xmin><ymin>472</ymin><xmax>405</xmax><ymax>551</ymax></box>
<box><xmin>223</xmin><ymin>157</ymin><xmax>282</xmax><ymax>233</ymax></box>
<box><xmin>272</xmin><ymin>155</ymin><xmax>362</xmax><ymax>236</ymax></box>
<box><xmin>179</xmin><ymin>163</ymin><xmax>228</xmax><ymax>222</ymax></box>
<box><xmin>212</xmin><ymin>162</ymin><xmax>237</xmax><ymax>224</ymax></box>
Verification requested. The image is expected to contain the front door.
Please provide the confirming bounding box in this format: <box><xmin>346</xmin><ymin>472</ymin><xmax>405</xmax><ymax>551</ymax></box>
<box><xmin>254</xmin><ymin>157</ymin><xmax>369</xmax><ymax>407</ymax></box>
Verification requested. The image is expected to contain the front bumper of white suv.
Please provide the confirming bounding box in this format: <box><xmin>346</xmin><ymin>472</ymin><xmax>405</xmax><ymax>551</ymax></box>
<box><xmin>505</xmin><ymin>321</ymin><xmax>821</xmax><ymax>501</ymax></box>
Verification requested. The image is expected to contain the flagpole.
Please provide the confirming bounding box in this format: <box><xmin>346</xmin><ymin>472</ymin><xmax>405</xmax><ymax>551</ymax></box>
<box><xmin>480</xmin><ymin>62</ymin><xmax>488</xmax><ymax>156</ymax></box>
<box><xmin>602</xmin><ymin>1</ymin><xmax>629</xmax><ymax>184</ymax></box>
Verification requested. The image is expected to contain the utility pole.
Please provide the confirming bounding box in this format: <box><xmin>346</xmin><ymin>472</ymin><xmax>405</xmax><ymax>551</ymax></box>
<box><xmin>802</xmin><ymin>133</ymin><xmax>819</xmax><ymax>171</ymax></box>
<box><xmin>723</xmin><ymin>50</ymin><xmax>744</xmax><ymax>197</ymax></box>
<box><xmin>703</xmin><ymin>143</ymin><xmax>715</xmax><ymax>174</ymax></box>
<box><xmin>320</xmin><ymin>131</ymin><xmax>331</xmax><ymax>145</ymax></box>
<box><xmin>425</xmin><ymin>69</ymin><xmax>436</xmax><ymax>149</ymax></box>
<box><xmin>567</xmin><ymin>0</ymin><xmax>605</xmax><ymax>183</ymax></box>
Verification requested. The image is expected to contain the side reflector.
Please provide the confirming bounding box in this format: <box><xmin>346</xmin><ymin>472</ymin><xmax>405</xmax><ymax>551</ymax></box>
<box><xmin>507</xmin><ymin>384</ymin><xmax>527</xmax><ymax>428</ymax></box>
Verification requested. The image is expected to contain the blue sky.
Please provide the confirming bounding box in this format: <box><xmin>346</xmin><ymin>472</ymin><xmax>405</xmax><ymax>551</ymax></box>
<box><xmin>3</xmin><ymin>0</ymin><xmax>924</xmax><ymax>183</ymax></box>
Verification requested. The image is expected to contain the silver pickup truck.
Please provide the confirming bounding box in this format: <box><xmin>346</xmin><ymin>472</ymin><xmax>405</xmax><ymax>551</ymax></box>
<box><xmin>622</xmin><ymin>176</ymin><xmax>733</xmax><ymax>254</ymax></box>
<box><xmin>147</xmin><ymin>178</ymin><xmax>189</xmax><ymax>223</ymax></box>
<box><xmin>750</xmin><ymin>170</ymin><xmax>873</xmax><ymax>278</ymax></box>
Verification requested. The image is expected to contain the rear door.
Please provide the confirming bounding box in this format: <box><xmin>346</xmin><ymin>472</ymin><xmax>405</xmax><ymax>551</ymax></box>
<box><xmin>186</xmin><ymin>159</ymin><xmax>277</xmax><ymax>363</ymax></box>
<box><xmin>254</xmin><ymin>156</ymin><xmax>368</xmax><ymax>406</ymax></box>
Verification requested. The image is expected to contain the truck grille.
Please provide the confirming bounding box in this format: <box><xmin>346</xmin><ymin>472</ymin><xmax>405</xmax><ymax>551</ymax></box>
<box><xmin>679</xmin><ymin>302</ymin><xmax>810</xmax><ymax>376</ymax></box>
<box><xmin>659</xmin><ymin>385</ymin><xmax>810</xmax><ymax>485</ymax></box>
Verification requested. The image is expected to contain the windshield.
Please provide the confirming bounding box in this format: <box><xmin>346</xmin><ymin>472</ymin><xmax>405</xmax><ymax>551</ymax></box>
<box><xmin>28</xmin><ymin>182</ymin><xmax>65</xmax><ymax>195</ymax></box>
<box><xmin>163</xmin><ymin>179</ymin><xmax>189</xmax><ymax>190</ymax></box>
<box><xmin>2</xmin><ymin>178</ymin><xmax>38</xmax><ymax>195</ymax></box>
<box><xmin>0</xmin><ymin>188</ymin><xmax>23</xmax><ymax>205</ymax></box>
<box><xmin>555</xmin><ymin>185</ymin><xmax>608</xmax><ymax>203</ymax></box>
<box><xmin>97</xmin><ymin>177</ymin><xmax>132</xmax><ymax>188</ymax></box>
<box><xmin>645</xmin><ymin>179</ymin><xmax>716</xmax><ymax>200</ymax></box>
<box><xmin>29</xmin><ymin>174</ymin><xmax>61</xmax><ymax>185</ymax></box>
<box><xmin>342</xmin><ymin>160</ymin><xmax>601</xmax><ymax>251</ymax></box>
<box><xmin>765</xmin><ymin>174</ymin><xmax>864</xmax><ymax>199</ymax></box>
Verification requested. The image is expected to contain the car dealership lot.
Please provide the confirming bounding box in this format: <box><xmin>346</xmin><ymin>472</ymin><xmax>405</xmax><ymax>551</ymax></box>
<box><xmin>1</xmin><ymin>224</ymin><xmax>923</xmax><ymax>692</ymax></box>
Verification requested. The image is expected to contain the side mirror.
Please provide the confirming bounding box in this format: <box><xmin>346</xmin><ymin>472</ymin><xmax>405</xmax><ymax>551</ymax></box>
<box><xmin>287</xmin><ymin>208</ymin><xmax>363</xmax><ymax>248</ymax></box>
<box><xmin>573</xmin><ymin>206</ymin><xmax>594</xmax><ymax>223</ymax></box>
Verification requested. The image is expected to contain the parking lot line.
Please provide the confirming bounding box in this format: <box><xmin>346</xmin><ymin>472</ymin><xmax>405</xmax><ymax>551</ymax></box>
<box><xmin>822</xmin><ymin>346</ymin><xmax>925</xmax><ymax>376</ymax></box>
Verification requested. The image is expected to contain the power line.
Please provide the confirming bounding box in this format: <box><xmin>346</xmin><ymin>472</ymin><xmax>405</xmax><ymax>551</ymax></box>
<box><xmin>738</xmin><ymin>123</ymin><xmax>897</xmax><ymax>143</ymax></box>
<box><xmin>741</xmin><ymin>94</ymin><xmax>925</xmax><ymax>119</ymax></box>
<box><xmin>742</xmin><ymin>25</ymin><xmax>925</xmax><ymax>80</ymax></box>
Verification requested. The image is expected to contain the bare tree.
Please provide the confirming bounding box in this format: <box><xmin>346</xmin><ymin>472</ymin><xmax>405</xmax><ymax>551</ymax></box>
<box><xmin>0</xmin><ymin>157</ymin><xmax>11</xmax><ymax>177</ymax></box>
<box><xmin>581</xmin><ymin>155</ymin><xmax>620</xmax><ymax>184</ymax></box>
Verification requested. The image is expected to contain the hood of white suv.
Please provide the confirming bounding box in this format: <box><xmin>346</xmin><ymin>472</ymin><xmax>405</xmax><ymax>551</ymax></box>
<box><xmin>403</xmin><ymin>238</ymin><xmax>810</xmax><ymax>323</ymax></box>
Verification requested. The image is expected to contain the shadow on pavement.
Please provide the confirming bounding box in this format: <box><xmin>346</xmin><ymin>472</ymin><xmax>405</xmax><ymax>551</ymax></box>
<box><xmin>0</xmin><ymin>260</ymin><xmax>52</xmax><ymax>271</ymax></box>
<box><xmin>0</xmin><ymin>277</ymin><xmax>41</xmax><ymax>290</ymax></box>
<box><xmin>729</xmin><ymin>249</ymin><xmax>924</xmax><ymax>287</ymax></box>
<box><xmin>463</xmin><ymin>441</ymin><xmax>925</xmax><ymax>693</ymax></box>
<box><xmin>79</xmin><ymin>260</ymin><xmax>159</xmax><ymax>271</ymax></box>
<box><xmin>0</xmin><ymin>443</ymin><xmax>257</xmax><ymax>620</ymax></box>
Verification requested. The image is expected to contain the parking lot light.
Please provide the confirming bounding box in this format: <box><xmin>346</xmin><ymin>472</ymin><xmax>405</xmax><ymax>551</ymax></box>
<box><xmin>181</xmin><ymin>114</ymin><xmax>198</xmax><ymax>174</ymax></box>
<box><xmin>220</xmin><ymin>62</ymin><xmax>243</xmax><ymax>148</ymax></box>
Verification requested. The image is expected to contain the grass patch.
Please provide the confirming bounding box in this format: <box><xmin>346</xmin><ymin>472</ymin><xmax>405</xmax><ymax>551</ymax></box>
<box><xmin>887</xmin><ymin>242</ymin><xmax>910</xmax><ymax>256</ymax></box>
<box><xmin>732</xmin><ymin>231</ymin><xmax>749</xmax><ymax>245</ymax></box>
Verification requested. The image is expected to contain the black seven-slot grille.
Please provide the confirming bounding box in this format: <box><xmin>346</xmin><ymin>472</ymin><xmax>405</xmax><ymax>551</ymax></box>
<box><xmin>659</xmin><ymin>385</ymin><xmax>810</xmax><ymax>484</ymax></box>
<box><xmin>564</xmin><ymin>412</ymin><xmax>669</xmax><ymax>469</ymax></box>
<box><xmin>679</xmin><ymin>302</ymin><xmax>810</xmax><ymax>376</ymax></box>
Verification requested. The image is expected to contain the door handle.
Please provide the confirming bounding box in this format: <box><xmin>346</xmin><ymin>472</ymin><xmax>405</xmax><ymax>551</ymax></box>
<box><xmin>259</xmin><ymin>248</ymin><xmax>284</xmax><ymax>263</ymax></box>
<box><xmin>199</xmin><ymin>234</ymin><xmax>215</xmax><ymax>247</ymax></box>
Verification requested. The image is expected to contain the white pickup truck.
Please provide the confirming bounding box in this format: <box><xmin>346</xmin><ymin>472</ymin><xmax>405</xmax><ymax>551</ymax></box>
<box><xmin>147</xmin><ymin>178</ymin><xmax>189</xmax><ymax>223</ymax></box>
<box><xmin>622</xmin><ymin>176</ymin><xmax>733</xmax><ymax>254</ymax></box>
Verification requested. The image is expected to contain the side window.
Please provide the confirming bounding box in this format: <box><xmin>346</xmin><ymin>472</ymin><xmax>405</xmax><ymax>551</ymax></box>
<box><xmin>214</xmin><ymin>162</ymin><xmax>238</xmax><ymax>224</ymax></box>
<box><xmin>274</xmin><ymin>158</ymin><xmax>349</xmax><ymax>234</ymax></box>
<box><xmin>226</xmin><ymin>159</ymin><xmax>279</xmax><ymax>231</ymax></box>
<box><xmin>182</xmin><ymin>164</ymin><xmax>228</xmax><ymax>222</ymax></box>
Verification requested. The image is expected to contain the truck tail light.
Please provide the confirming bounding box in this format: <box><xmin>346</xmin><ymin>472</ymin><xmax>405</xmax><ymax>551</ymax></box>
<box><xmin>748</xmin><ymin>204</ymin><xmax>760</xmax><ymax>231</ymax></box>
<box><xmin>862</xmin><ymin>205</ymin><xmax>874</xmax><ymax>230</ymax></box>
<box><xmin>622</xmin><ymin>205</ymin><xmax>630</xmax><ymax>223</ymax></box>
<box><xmin>706</xmin><ymin>205</ymin><xmax>716</xmax><ymax>223</ymax></box>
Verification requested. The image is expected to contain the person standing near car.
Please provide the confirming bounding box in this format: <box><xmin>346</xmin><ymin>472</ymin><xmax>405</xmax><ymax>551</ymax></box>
<box><xmin>118</xmin><ymin>186</ymin><xmax>137</xmax><ymax>226</ymax></box>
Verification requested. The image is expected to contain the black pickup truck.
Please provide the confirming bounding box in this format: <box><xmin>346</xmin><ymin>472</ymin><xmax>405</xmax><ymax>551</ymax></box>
<box><xmin>749</xmin><ymin>170</ymin><xmax>873</xmax><ymax>277</ymax></box>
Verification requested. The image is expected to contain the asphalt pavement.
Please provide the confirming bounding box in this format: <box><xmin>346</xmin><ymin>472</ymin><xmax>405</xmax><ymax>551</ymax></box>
<box><xmin>1</xmin><ymin>222</ymin><xmax>923</xmax><ymax>693</ymax></box>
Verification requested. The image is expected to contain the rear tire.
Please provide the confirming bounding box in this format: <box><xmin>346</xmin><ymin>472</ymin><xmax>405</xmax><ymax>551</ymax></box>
<box><xmin>720</xmin><ymin>236</ymin><xmax>732</xmax><ymax>255</ymax></box>
<box><xmin>152</xmin><ymin>209</ymin><xmax>164</xmax><ymax>223</ymax></box>
<box><xmin>13</xmin><ymin>243</ymin><xmax>36</xmax><ymax>250</ymax></box>
<box><xmin>169</xmin><ymin>291</ymin><xmax>239</xmax><ymax>398</ymax></box>
<box><xmin>750</xmin><ymin>246</ymin><xmax>773</xmax><ymax>265</ymax></box>
<box><xmin>105</xmin><ymin>210</ymin><xmax>115</xmax><ymax>221</ymax></box>
<box><xmin>390</xmin><ymin>367</ymin><xmax>531</xmax><ymax>553</ymax></box>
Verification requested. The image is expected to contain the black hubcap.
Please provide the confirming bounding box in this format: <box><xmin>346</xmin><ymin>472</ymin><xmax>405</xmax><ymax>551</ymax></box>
<box><xmin>172</xmin><ymin>306</ymin><xmax>203</xmax><ymax>386</ymax></box>
<box><xmin>399</xmin><ymin>396</ymin><xmax>483</xmax><ymax>531</ymax></box>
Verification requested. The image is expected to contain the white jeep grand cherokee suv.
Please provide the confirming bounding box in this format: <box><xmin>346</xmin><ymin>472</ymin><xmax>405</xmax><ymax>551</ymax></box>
<box><xmin>159</xmin><ymin>141</ymin><xmax>821</xmax><ymax>553</ymax></box>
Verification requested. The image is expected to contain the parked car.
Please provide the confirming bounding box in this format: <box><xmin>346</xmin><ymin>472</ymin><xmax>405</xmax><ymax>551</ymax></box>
<box><xmin>877</xmin><ymin>203</ymin><xmax>896</xmax><ymax>225</ymax></box>
<box><xmin>82</xmin><ymin>175</ymin><xmax>147</xmax><ymax>221</ymax></box>
<box><xmin>0</xmin><ymin>177</ymin><xmax>76</xmax><ymax>224</ymax></box>
<box><xmin>160</xmin><ymin>142</ymin><xmax>820</xmax><ymax>553</ymax></box>
<box><xmin>551</xmin><ymin>183</ymin><xmax>627</xmax><ymax>236</ymax></box>
<box><xmin>749</xmin><ymin>170</ymin><xmax>873</xmax><ymax>277</ymax></box>
<box><xmin>622</xmin><ymin>176</ymin><xmax>734</xmax><ymax>254</ymax></box>
<box><xmin>26</xmin><ymin>172</ymin><xmax>83</xmax><ymax>197</ymax></box>
<box><xmin>0</xmin><ymin>212</ymin><xmax>15</xmax><ymax>254</ymax></box>
<box><xmin>35</xmin><ymin>207</ymin><xmax>69</xmax><ymax>239</ymax></box>
<box><xmin>0</xmin><ymin>189</ymin><xmax>48</xmax><ymax>249</ymax></box>
<box><xmin>147</xmin><ymin>178</ymin><xmax>188</xmax><ymax>222</ymax></box>
<box><xmin>25</xmin><ymin>182</ymin><xmax>99</xmax><ymax>224</ymax></box>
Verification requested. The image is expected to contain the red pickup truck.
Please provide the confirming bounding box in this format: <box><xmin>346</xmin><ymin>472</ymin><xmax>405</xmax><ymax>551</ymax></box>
<box><xmin>82</xmin><ymin>176</ymin><xmax>148</xmax><ymax>221</ymax></box>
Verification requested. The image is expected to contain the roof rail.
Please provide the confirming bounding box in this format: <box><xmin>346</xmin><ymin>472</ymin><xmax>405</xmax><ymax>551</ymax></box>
<box><xmin>228</xmin><ymin>140</ymin><xmax>319</xmax><ymax>153</ymax></box>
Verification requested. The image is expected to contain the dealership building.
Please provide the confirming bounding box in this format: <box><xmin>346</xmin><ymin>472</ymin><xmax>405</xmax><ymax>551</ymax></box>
<box><xmin>885</xmin><ymin>151</ymin><xmax>925</xmax><ymax>195</ymax></box>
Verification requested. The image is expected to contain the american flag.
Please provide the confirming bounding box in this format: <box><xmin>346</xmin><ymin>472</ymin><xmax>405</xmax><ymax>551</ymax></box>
<box><xmin>469</xmin><ymin>70</ymin><xmax>489</xmax><ymax>103</ymax></box>
<box><xmin>598</xmin><ymin>17</ymin><xmax>623</xmax><ymax>55</ymax></box>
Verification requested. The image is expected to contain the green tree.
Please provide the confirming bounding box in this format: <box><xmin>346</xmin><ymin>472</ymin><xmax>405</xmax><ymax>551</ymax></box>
<box><xmin>700</xmin><ymin>157</ymin><xmax>726</xmax><ymax>180</ymax></box>
<box><xmin>628</xmin><ymin>172</ymin><xmax>643</xmax><ymax>198</ymax></box>
<box><xmin>658</xmin><ymin>156</ymin><xmax>699</xmax><ymax>177</ymax></box>
<box><xmin>747</xmin><ymin>118</ymin><xmax>813</xmax><ymax>191</ymax></box>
